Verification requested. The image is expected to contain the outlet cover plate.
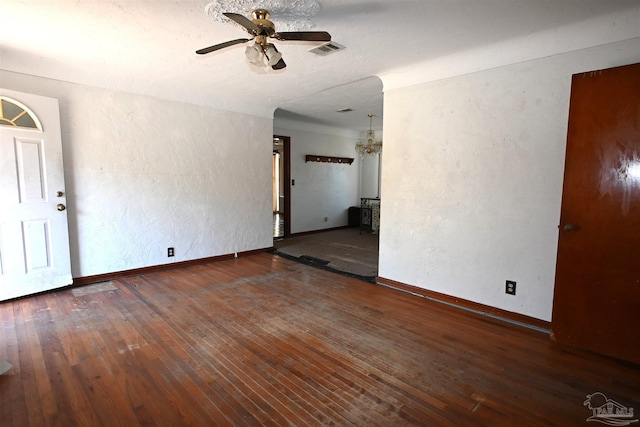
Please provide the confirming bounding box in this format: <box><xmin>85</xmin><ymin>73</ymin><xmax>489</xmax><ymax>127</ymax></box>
<box><xmin>506</xmin><ymin>280</ymin><xmax>516</xmax><ymax>295</ymax></box>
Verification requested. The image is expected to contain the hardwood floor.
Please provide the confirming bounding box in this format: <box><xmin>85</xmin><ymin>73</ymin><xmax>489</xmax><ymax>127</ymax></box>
<box><xmin>274</xmin><ymin>228</ymin><xmax>379</xmax><ymax>279</ymax></box>
<box><xmin>1</xmin><ymin>253</ymin><xmax>639</xmax><ymax>426</ymax></box>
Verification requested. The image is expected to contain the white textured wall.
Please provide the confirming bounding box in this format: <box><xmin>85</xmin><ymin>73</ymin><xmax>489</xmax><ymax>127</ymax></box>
<box><xmin>1</xmin><ymin>70</ymin><xmax>273</xmax><ymax>278</ymax></box>
<box><xmin>274</xmin><ymin>122</ymin><xmax>360</xmax><ymax>234</ymax></box>
<box><xmin>378</xmin><ymin>38</ymin><xmax>640</xmax><ymax>322</ymax></box>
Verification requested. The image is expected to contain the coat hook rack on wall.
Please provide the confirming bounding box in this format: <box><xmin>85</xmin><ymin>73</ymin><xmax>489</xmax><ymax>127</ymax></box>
<box><xmin>305</xmin><ymin>155</ymin><xmax>354</xmax><ymax>164</ymax></box>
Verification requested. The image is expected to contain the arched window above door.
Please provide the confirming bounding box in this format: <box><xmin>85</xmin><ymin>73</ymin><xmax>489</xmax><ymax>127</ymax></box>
<box><xmin>0</xmin><ymin>96</ymin><xmax>42</xmax><ymax>130</ymax></box>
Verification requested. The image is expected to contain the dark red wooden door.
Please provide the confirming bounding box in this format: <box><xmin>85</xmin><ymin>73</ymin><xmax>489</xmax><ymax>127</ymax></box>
<box><xmin>552</xmin><ymin>63</ymin><xmax>640</xmax><ymax>364</ymax></box>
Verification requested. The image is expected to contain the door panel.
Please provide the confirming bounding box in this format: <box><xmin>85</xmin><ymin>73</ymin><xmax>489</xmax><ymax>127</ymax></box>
<box><xmin>16</xmin><ymin>138</ymin><xmax>47</xmax><ymax>202</ymax></box>
<box><xmin>23</xmin><ymin>219</ymin><xmax>53</xmax><ymax>272</ymax></box>
<box><xmin>551</xmin><ymin>63</ymin><xmax>640</xmax><ymax>364</ymax></box>
<box><xmin>0</xmin><ymin>89</ymin><xmax>72</xmax><ymax>301</ymax></box>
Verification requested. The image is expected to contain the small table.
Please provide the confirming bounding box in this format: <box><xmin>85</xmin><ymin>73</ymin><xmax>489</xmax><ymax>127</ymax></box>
<box><xmin>359</xmin><ymin>198</ymin><xmax>380</xmax><ymax>234</ymax></box>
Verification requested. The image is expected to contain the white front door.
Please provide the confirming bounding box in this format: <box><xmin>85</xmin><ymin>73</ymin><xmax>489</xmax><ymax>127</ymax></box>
<box><xmin>0</xmin><ymin>89</ymin><xmax>72</xmax><ymax>301</ymax></box>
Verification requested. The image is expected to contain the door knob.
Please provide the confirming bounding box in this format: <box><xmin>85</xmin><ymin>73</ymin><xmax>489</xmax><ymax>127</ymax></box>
<box><xmin>563</xmin><ymin>223</ymin><xmax>576</xmax><ymax>231</ymax></box>
<box><xmin>56</xmin><ymin>191</ymin><xmax>64</xmax><ymax>197</ymax></box>
<box><xmin>57</xmin><ymin>204</ymin><xmax>66</xmax><ymax>211</ymax></box>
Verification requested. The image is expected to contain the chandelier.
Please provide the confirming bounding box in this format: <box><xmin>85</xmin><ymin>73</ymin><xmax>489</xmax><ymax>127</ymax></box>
<box><xmin>355</xmin><ymin>114</ymin><xmax>382</xmax><ymax>156</ymax></box>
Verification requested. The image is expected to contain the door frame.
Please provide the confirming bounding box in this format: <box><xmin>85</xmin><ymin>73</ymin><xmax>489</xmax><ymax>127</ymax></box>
<box><xmin>274</xmin><ymin>134</ymin><xmax>291</xmax><ymax>238</ymax></box>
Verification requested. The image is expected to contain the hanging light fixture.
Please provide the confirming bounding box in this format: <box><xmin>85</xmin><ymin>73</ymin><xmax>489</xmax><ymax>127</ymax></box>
<box><xmin>264</xmin><ymin>44</ymin><xmax>282</xmax><ymax>66</ymax></box>
<box><xmin>245</xmin><ymin>42</ymin><xmax>265</xmax><ymax>65</ymax></box>
<box><xmin>355</xmin><ymin>114</ymin><xmax>382</xmax><ymax>156</ymax></box>
<box><xmin>244</xmin><ymin>39</ymin><xmax>284</xmax><ymax>68</ymax></box>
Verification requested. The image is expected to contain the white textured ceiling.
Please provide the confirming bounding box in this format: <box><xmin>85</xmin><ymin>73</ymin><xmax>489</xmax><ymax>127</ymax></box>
<box><xmin>1</xmin><ymin>0</ymin><xmax>639</xmax><ymax>133</ymax></box>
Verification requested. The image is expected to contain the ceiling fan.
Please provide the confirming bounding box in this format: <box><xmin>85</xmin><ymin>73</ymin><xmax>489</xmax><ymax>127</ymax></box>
<box><xmin>196</xmin><ymin>9</ymin><xmax>331</xmax><ymax>70</ymax></box>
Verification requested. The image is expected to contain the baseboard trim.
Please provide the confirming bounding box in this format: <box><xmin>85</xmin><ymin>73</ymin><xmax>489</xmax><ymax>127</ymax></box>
<box><xmin>289</xmin><ymin>225</ymin><xmax>351</xmax><ymax>238</ymax></box>
<box><xmin>376</xmin><ymin>276</ymin><xmax>550</xmax><ymax>334</ymax></box>
<box><xmin>73</xmin><ymin>247</ymin><xmax>271</xmax><ymax>286</ymax></box>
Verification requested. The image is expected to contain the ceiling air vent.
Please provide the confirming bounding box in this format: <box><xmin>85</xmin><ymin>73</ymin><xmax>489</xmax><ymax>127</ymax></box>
<box><xmin>309</xmin><ymin>41</ymin><xmax>345</xmax><ymax>56</ymax></box>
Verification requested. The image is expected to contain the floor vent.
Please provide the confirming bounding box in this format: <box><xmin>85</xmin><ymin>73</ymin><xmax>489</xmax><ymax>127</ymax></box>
<box><xmin>309</xmin><ymin>41</ymin><xmax>345</xmax><ymax>56</ymax></box>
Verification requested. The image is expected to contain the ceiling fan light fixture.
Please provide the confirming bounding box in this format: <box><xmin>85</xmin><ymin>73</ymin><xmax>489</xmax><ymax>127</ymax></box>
<box><xmin>245</xmin><ymin>43</ymin><xmax>265</xmax><ymax>66</ymax></box>
<box><xmin>264</xmin><ymin>44</ymin><xmax>282</xmax><ymax>66</ymax></box>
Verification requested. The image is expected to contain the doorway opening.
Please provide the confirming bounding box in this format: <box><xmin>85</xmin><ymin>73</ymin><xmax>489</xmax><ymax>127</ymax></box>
<box><xmin>273</xmin><ymin>135</ymin><xmax>290</xmax><ymax>239</ymax></box>
<box><xmin>270</xmin><ymin>131</ymin><xmax>380</xmax><ymax>281</ymax></box>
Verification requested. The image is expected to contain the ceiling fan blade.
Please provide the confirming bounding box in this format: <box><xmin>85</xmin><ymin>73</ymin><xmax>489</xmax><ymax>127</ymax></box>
<box><xmin>273</xmin><ymin>31</ymin><xmax>331</xmax><ymax>42</ymax></box>
<box><xmin>223</xmin><ymin>12</ymin><xmax>260</xmax><ymax>34</ymax></box>
<box><xmin>196</xmin><ymin>38</ymin><xmax>251</xmax><ymax>55</ymax></box>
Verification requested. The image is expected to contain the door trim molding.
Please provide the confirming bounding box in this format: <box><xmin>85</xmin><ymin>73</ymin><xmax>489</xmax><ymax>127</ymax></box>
<box><xmin>274</xmin><ymin>135</ymin><xmax>291</xmax><ymax>237</ymax></box>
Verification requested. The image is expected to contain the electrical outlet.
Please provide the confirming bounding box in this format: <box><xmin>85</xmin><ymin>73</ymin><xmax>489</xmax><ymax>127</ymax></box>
<box><xmin>506</xmin><ymin>280</ymin><xmax>516</xmax><ymax>295</ymax></box>
<box><xmin>167</xmin><ymin>247</ymin><xmax>174</xmax><ymax>257</ymax></box>
<box><xmin>324</xmin><ymin>217</ymin><xmax>328</xmax><ymax>222</ymax></box>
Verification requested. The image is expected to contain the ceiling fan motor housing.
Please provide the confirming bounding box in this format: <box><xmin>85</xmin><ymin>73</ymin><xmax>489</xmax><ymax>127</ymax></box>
<box><xmin>251</xmin><ymin>9</ymin><xmax>275</xmax><ymax>37</ymax></box>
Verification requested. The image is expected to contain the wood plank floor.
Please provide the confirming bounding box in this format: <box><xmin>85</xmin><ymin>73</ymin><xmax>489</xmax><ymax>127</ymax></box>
<box><xmin>1</xmin><ymin>253</ymin><xmax>639</xmax><ymax>426</ymax></box>
<box><xmin>274</xmin><ymin>228</ymin><xmax>379</xmax><ymax>279</ymax></box>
